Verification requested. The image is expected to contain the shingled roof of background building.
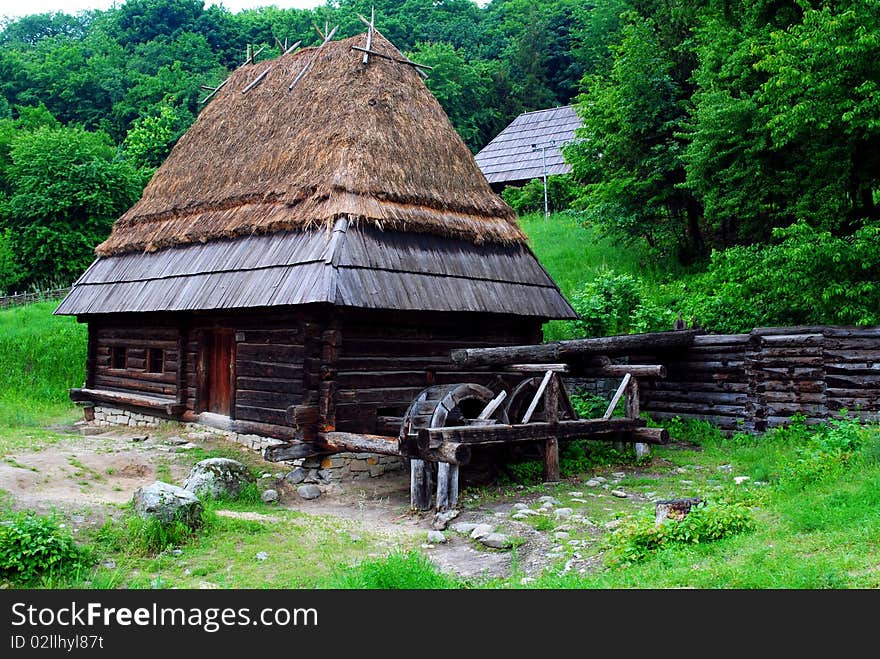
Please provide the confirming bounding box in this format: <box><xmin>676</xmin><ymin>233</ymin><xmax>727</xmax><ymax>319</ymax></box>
<box><xmin>474</xmin><ymin>105</ymin><xmax>581</xmax><ymax>187</ymax></box>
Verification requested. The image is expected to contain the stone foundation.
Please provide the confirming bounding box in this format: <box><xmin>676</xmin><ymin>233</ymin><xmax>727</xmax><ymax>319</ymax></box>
<box><xmin>302</xmin><ymin>452</ymin><xmax>406</xmax><ymax>482</ymax></box>
<box><xmin>86</xmin><ymin>405</ymin><xmax>405</xmax><ymax>481</ymax></box>
<box><xmin>92</xmin><ymin>405</ymin><xmax>164</xmax><ymax>428</ymax></box>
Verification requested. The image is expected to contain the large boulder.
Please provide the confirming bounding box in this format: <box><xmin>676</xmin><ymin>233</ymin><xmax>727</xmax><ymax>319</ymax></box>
<box><xmin>132</xmin><ymin>481</ymin><xmax>203</xmax><ymax>528</ymax></box>
<box><xmin>183</xmin><ymin>457</ymin><xmax>254</xmax><ymax>499</ymax></box>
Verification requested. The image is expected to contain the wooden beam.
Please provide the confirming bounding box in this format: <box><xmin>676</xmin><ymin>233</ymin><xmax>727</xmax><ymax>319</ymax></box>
<box><xmin>319</xmin><ymin>431</ymin><xmax>399</xmax><ymax>456</ymax></box>
<box><xmin>449</xmin><ymin>330</ymin><xmax>702</xmax><ymax>367</ymax></box>
<box><xmin>578</xmin><ymin>364</ymin><xmax>666</xmax><ymax>378</ymax></box>
<box><xmin>283</xmin><ymin>39</ymin><xmax>302</xmax><ymax>55</ymax></box>
<box><xmin>522</xmin><ymin>369</ymin><xmax>554</xmax><ymax>423</ymax></box>
<box><xmin>199</xmin><ymin>76</ymin><xmax>230</xmax><ymax>104</ymax></box>
<box><xmin>477</xmin><ymin>389</ymin><xmax>507</xmax><ymax>420</ymax></box>
<box><xmin>70</xmin><ymin>388</ymin><xmax>185</xmax><ymax>416</ymax></box>
<box><xmin>411</xmin><ymin>459</ymin><xmax>431</xmax><ymax>511</ymax></box>
<box><xmin>419</xmin><ymin>417</ymin><xmax>646</xmax><ymax>446</ymax></box>
<box><xmin>350</xmin><ymin>46</ymin><xmax>433</xmax><ymax>72</ymax></box>
<box><xmin>361</xmin><ymin>8</ymin><xmax>374</xmax><ymax>64</ymax></box>
<box><xmin>401</xmin><ymin>441</ymin><xmax>471</xmax><ymax>465</ymax></box>
<box><xmin>263</xmin><ymin>442</ymin><xmax>326</xmax><ymax>462</ymax></box>
<box><xmin>506</xmin><ymin>363</ymin><xmax>569</xmax><ymax>372</ymax></box>
<box><xmin>242</xmin><ymin>66</ymin><xmax>271</xmax><ymax>93</ymax></box>
<box><xmin>289</xmin><ymin>26</ymin><xmax>338</xmax><ymax>91</ymax></box>
<box><xmin>604</xmin><ymin>373</ymin><xmax>632</xmax><ymax>420</ymax></box>
<box><xmin>543</xmin><ymin>375</ymin><xmax>560</xmax><ymax>481</ymax></box>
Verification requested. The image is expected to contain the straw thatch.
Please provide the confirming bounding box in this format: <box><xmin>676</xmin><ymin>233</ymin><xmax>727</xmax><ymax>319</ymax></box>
<box><xmin>96</xmin><ymin>31</ymin><xmax>525</xmax><ymax>257</ymax></box>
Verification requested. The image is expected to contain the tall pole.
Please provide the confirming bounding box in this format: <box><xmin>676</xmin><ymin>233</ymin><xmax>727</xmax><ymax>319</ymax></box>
<box><xmin>541</xmin><ymin>144</ymin><xmax>549</xmax><ymax>219</ymax></box>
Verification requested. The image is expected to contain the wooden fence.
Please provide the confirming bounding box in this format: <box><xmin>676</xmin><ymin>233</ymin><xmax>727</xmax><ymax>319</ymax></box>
<box><xmin>0</xmin><ymin>287</ymin><xmax>70</xmax><ymax>309</ymax></box>
<box><xmin>627</xmin><ymin>326</ymin><xmax>880</xmax><ymax>432</ymax></box>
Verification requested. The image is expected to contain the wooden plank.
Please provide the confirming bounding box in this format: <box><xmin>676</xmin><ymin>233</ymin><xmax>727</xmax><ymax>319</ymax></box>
<box><xmin>70</xmin><ymin>388</ymin><xmax>184</xmax><ymax>415</ymax></box>
<box><xmin>603</xmin><ymin>373</ymin><xmax>632</xmax><ymax>420</ymax></box>
<box><xmin>522</xmin><ymin>370</ymin><xmax>554</xmax><ymax>423</ymax></box>
<box><xmin>577</xmin><ymin>364</ymin><xmax>666</xmax><ymax>378</ymax></box>
<box><xmin>411</xmin><ymin>459</ymin><xmax>431</xmax><ymax>511</ymax></box>
<box><xmin>477</xmin><ymin>390</ymin><xmax>507</xmax><ymax>420</ymax></box>
<box><xmin>506</xmin><ymin>363</ymin><xmax>569</xmax><ymax>372</ymax></box>
<box><xmin>420</xmin><ymin>417</ymin><xmax>646</xmax><ymax>445</ymax></box>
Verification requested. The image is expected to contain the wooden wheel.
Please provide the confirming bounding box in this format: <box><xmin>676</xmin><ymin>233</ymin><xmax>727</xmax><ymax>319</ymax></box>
<box><xmin>504</xmin><ymin>374</ymin><xmax>576</xmax><ymax>424</ymax></box>
<box><xmin>400</xmin><ymin>383</ymin><xmax>505</xmax><ymax>511</ymax></box>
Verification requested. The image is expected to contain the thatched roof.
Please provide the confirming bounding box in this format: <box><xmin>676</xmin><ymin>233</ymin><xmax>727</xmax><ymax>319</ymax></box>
<box><xmin>96</xmin><ymin>31</ymin><xmax>524</xmax><ymax>257</ymax></box>
<box><xmin>475</xmin><ymin>105</ymin><xmax>581</xmax><ymax>187</ymax></box>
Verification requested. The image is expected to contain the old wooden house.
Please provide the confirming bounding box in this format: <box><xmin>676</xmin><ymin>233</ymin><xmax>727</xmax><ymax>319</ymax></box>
<box><xmin>55</xmin><ymin>30</ymin><xmax>576</xmax><ymax>455</ymax></box>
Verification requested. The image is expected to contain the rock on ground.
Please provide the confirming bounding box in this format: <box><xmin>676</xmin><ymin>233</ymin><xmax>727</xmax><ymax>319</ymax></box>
<box><xmin>297</xmin><ymin>484</ymin><xmax>322</xmax><ymax>500</ymax></box>
<box><xmin>132</xmin><ymin>481</ymin><xmax>203</xmax><ymax>528</ymax></box>
<box><xmin>183</xmin><ymin>458</ymin><xmax>254</xmax><ymax>500</ymax></box>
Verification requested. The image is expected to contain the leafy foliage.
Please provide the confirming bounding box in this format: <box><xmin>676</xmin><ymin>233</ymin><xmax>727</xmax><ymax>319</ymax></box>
<box><xmin>501</xmin><ymin>175</ymin><xmax>580</xmax><ymax>216</ymax></box>
<box><xmin>604</xmin><ymin>500</ymin><xmax>755</xmax><ymax>565</ymax></box>
<box><xmin>0</xmin><ymin>511</ymin><xmax>93</xmax><ymax>586</ymax></box>
<box><xmin>658</xmin><ymin>221</ymin><xmax>880</xmax><ymax>333</ymax></box>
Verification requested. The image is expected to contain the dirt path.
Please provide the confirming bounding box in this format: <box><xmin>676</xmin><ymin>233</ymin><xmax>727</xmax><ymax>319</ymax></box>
<box><xmin>0</xmin><ymin>423</ymin><xmax>651</xmax><ymax>582</ymax></box>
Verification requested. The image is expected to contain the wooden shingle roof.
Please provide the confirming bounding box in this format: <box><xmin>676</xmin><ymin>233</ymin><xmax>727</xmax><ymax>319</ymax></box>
<box><xmin>56</xmin><ymin>219</ymin><xmax>577</xmax><ymax>319</ymax></box>
<box><xmin>475</xmin><ymin>105</ymin><xmax>581</xmax><ymax>186</ymax></box>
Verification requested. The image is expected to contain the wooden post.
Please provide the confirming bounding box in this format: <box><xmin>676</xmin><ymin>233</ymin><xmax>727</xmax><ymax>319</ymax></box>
<box><xmin>319</xmin><ymin>327</ymin><xmax>341</xmax><ymax>433</ymax></box>
<box><xmin>176</xmin><ymin>325</ymin><xmax>188</xmax><ymax>407</ymax></box>
<box><xmin>436</xmin><ymin>462</ymin><xmax>451</xmax><ymax>511</ymax></box>
<box><xmin>626</xmin><ymin>377</ymin><xmax>649</xmax><ymax>458</ymax></box>
<box><xmin>411</xmin><ymin>459</ymin><xmax>432</xmax><ymax>511</ymax></box>
<box><xmin>84</xmin><ymin>323</ymin><xmax>97</xmax><ymax>390</ymax></box>
<box><xmin>542</xmin><ymin>374</ymin><xmax>560</xmax><ymax>482</ymax></box>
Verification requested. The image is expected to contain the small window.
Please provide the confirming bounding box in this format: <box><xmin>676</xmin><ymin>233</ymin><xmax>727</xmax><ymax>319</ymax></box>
<box><xmin>111</xmin><ymin>346</ymin><xmax>127</xmax><ymax>370</ymax></box>
<box><xmin>146</xmin><ymin>348</ymin><xmax>164</xmax><ymax>374</ymax></box>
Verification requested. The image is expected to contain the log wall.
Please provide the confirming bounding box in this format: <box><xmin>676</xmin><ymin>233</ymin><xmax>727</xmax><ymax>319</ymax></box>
<box><xmin>92</xmin><ymin>323</ymin><xmax>180</xmax><ymax>398</ymax></box>
<box><xmin>629</xmin><ymin>326</ymin><xmax>880</xmax><ymax>432</ymax></box>
<box><xmin>334</xmin><ymin>310</ymin><xmax>543</xmax><ymax>434</ymax></box>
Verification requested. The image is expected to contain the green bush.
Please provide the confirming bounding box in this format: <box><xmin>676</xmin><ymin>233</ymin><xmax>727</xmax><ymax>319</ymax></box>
<box><xmin>501</xmin><ymin>175</ymin><xmax>581</xmax><ymax>215</ymax></box>
<box><xmin>779</xmin><ymin>413</ymin><xmax>879</xmax><ymax>489</ymax></box>
<box><xmin>605</xmin><ymin>500</ymin><xmax>755</xmax><ymax>565</ymax></box>
<box><xmin>561</xmin><ymin>268</ymin><xmax>677</xmax><ymax>339</ymax></box>
<box><xmin>659</xmin><ymin>221</ymin><xmax>880</xmax><ymax>333</ymax></box>
<box><xmin>0</xmin><ymin>511</ymin><xmax>93</xmax><ymax>586</ymax></box>
<box><xmin>98</xmin><ymin>507</ymin><xmax>214</xmax><ymax>556</ymax></box>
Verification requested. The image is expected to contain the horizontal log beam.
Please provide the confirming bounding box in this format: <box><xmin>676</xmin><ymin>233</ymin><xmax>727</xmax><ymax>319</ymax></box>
<box><xmin>320</xmin><ymin>431</ymin><xmax>401</xmax><ymax>456</ymax></box>
<box><xmin>419</xmin><ymin>417</ymin><xmax>646</xmax><ymax>446</ymax></box>
<box><xmin>263</xmin><ymin>442</ymin><xmax>327</xmax><ymax>462</ymax></box>
<box><xmin>70</xmin><ymin>388</ymin><xmax>185</xmax><ymax>416</ymax></box>
<box><xmin>577</xmin><ymin>364</ymin><xmax>667</xmax><ymax>378</ymax></box>
<box><xmin>450</xmin><ymin>330</ymin><xmax>701</xmax><ymax>366</ymax></box>
<box><xmin>505</xmin><ymin>363</ymin><xmax>569</xmax><ymax>372</ymax></box>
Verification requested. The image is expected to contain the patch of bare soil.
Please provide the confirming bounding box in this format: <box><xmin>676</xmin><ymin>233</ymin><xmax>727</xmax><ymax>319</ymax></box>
<box><xmin>0</xmin><ymin>424</ymin><xmax>643</xmax><ymax>583</ymax></box>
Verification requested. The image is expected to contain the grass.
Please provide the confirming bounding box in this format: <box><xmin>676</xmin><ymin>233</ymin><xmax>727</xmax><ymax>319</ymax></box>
<box><xmin>518</xmin><ymin>212</ymin><xmax>674</xmax><ymax>340</ymax></box>
<box><xmin>0</xmin><ymin>300</ymin><xmax>85</xmax><ymax>430</ymax></box>
<box><xmin>2</xmin><ymin>291</ymin><xmax>880</xmax><ymax>590</ymax></box>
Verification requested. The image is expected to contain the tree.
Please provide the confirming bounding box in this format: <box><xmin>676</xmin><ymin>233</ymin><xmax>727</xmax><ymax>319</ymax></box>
<box><xmin>0</xmin><ymin>126</ymin><xmax>142</xmax><ymax>288</ymax></box>
<box><xmin>566</xmin><ymin>13</ymin><xmax>703</xmax><ymax>260</ymax></box>
<box><xmin>407</xmin><ymin>42</ymin><xmax>493</xmax><ymax>152</ymax></box>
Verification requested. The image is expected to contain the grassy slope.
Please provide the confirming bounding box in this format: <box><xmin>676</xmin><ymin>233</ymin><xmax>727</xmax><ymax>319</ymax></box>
<box><xmin>0</xmin><ymin>301</ymin><xmax>84</xmax><ymax>443</ymax></box>
<box><xmin>518</xmin><ymin>212</ymin><xmax>660</xmax><ymax>340</ymax></box>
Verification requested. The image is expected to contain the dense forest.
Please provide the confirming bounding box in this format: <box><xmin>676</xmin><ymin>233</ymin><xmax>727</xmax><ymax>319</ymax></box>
<box><xmin>0</xmin><ymin>0</ymin><xmax>878</xmax><ymax>333</ymax></box>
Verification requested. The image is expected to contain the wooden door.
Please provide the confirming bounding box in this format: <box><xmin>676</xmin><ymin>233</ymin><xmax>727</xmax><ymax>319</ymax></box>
<box><xmin>206</xmin><ymin>330</ymin><xmax>235</xmax><ymax>416</ymax></box>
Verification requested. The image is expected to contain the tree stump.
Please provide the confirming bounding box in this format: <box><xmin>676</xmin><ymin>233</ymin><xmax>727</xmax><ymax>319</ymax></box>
<box><xmin>654</xmin><ymin>497</ymin><xmax>703</xmax><ymax>525</ymax></box>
